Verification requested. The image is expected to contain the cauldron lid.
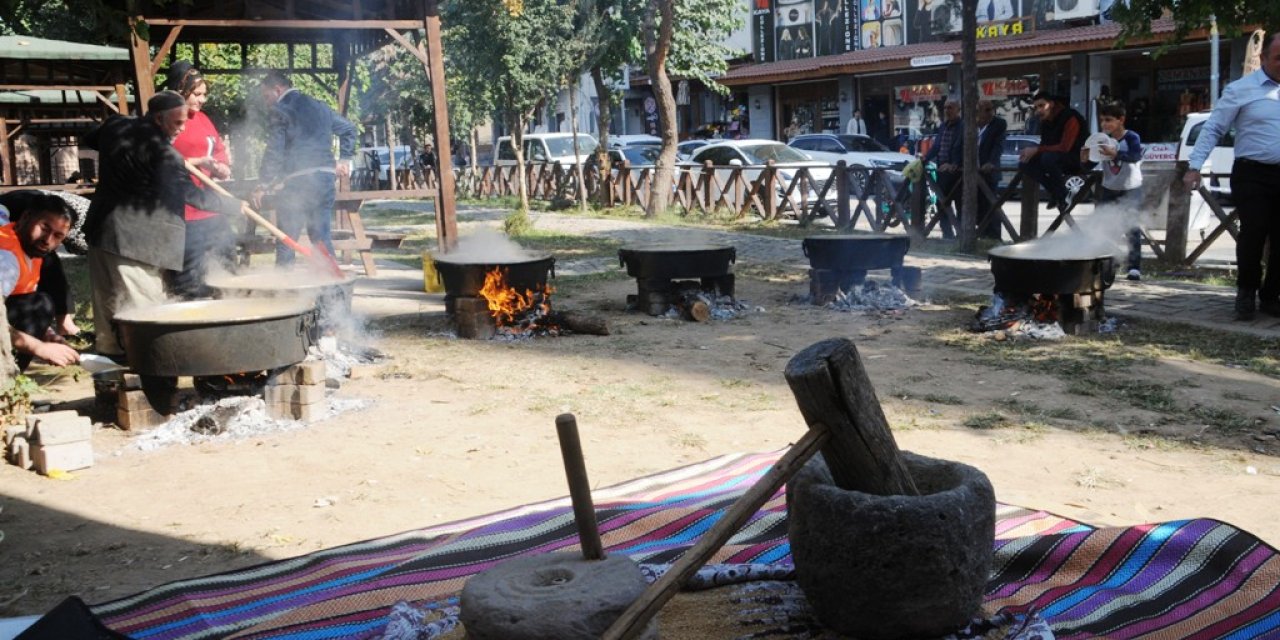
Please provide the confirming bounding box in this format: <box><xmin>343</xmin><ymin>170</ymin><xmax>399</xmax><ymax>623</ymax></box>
<box><xmin>988</xmin><ymin>242</ymin><xmax>1115</xmax><ymax>262</ymax></box>
<box><xmin>620</xmin><ymin>242</ymin><xmax>732</xmax><ymax>252</ymax></box>
<box><xmin>432</xmin><ymin>251</ymin><xmax>553</xmax><ymax>265</ymax></box>
<box><xmin>115</xmin><ymin>298</ymin><xmax>314</xmax><ymax>325</ymax></box>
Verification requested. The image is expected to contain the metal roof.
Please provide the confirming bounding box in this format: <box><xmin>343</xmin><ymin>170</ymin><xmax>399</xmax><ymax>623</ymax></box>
<box><xmin>0</xmin><ymin>35</ymin><xmax>128</xmax><ymax>61</ymax></box>
<box><xmin>0</xmin><ymin>89</ymin><xmax>130</xmax><ymax>105</ymax></box>
<box><xmin>719</xmin><ymin>19</ymin><xmax>1187</xmax><ymax>85</ymax></box>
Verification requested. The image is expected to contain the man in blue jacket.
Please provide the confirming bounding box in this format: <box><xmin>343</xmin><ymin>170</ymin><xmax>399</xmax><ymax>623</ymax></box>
<box><xmin>924</xmin><ymin>98</ymin><xmax>963</xmax><ymax>239</ymax></box>
<box><xmin>254</xmin><ymin>71</ymin><xmax>358</xmax><ymax>266</ymax></box>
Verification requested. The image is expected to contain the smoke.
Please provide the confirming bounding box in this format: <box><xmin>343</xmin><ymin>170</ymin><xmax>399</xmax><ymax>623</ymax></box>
<box><xmin>623</xmin><ymin>227</ymin><xmax>728</xmax><ymax>250</ymax></box>
<box><xmin>438</xmin><ymin>227</ymin><xmax>538</xmax><ymax>262</ymax></box>
<box><xmin>996</xmin><ymin>195</ymin><xmax>1145</xmax><ymax>260</ymax></box>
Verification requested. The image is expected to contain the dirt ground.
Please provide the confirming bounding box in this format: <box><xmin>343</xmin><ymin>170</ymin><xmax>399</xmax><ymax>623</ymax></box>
<box><xmin>1</xmin><ymin>261</ymin><xmax>1279</xmax><ymax>621</ymax></box>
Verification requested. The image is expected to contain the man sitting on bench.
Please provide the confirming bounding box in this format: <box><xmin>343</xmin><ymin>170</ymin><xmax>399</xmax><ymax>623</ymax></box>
<box><xmin>1018</xmin><ymin>92</ymin><xmax>1086</xmax><ymax>211</ymax></box>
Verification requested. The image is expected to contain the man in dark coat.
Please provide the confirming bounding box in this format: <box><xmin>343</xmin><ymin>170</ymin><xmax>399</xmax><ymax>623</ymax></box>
<box><xmin>974</xmin><ymin>99</ymin><xmax>1008</xmax><ymax>239</ymax></box>
<box><xmin>254</xmin><ymin>71</ymin><xmax>358</xmax><ymax>266</ymax></box>
<box><xmin>83</xmin><ymin>91</ymin><xmax>245</xmax><ymax>360</ymax></box>
<box><xmin>1019</xmin><ymin>92</ymin><xmax>1085</xmax><ymax>211</ymax></box>
<box><xmin>923</xmin><ymin>99</ymin><xmax>964</xmax><ymax>239</ymax></box>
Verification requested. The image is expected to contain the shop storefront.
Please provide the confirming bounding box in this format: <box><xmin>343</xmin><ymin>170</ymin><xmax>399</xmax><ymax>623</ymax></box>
<box><xmin>1103</xmin><ymin>43</ymin><xmax>1222</xmax><ymax>143</ymax></box>
<box><xmin>775</xmin><ymin>80</ymin><xmax>840</xmax><ymax>140</ymax></box>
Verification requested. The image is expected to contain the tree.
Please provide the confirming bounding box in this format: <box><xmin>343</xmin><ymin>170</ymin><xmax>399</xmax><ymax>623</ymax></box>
<box><xmin>1109</xmin><ymin>1</ymin><xmax>1276</xmax><ymax>46</ymax></box>
<box><xmin>958</xmin><ymin>0</ymin><xmax>979</xmax><ymax>251</ymax></box>
<box><xmin>641</xmin><ymin>0</ymin><xmax>744</xmax><ymax>217</ymax></box>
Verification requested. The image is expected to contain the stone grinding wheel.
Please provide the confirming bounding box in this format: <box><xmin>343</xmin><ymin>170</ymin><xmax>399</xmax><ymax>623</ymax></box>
<box><xmin>460</xmin><ymin>553</ymin><xmax>658</xmax><ymax>640</ymax></box>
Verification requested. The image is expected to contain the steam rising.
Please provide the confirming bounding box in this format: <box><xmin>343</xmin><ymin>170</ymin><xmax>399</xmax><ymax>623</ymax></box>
<box><xmin>993</xmin><ymin>196</ymin><xmax>1146</xmax><ymax>260</ymax></box>
<box><xmin>438</xmin><ymin>228</ymin><xmax>536</xmax><ymax>262</ymax></box>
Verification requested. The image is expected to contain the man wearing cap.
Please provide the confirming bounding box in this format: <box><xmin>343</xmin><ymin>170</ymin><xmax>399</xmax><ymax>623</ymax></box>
<box><xmin>254</xmin><ymin>70</ymin><xmax>358</xmax><ymax>266</ymax></box>
<box><xmin>83</xmin><ymin>91</ymin><xmax>249</xmax><ymax>362</ymax></box>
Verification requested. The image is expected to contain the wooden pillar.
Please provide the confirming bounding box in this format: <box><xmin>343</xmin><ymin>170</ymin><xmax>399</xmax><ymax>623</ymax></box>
<box><xmin>128</xmin><ymin>17</ymin><xmax>156</xmax><ymax>110</ymax></box>
<box><xmin>114</xmin><ymin>83</ymin><xmax>129</xmax><ymax>115</ymax></box>
<box><xmin>1019</xmin><ymin>173</ymin><xmax>1038</xmax><ymax>241</ymax></box>
<box><xmin>423</xmin><ymin>0</ymin><xmax>458</xmax><ymax>252</ymax></box>
<box><xmin>0</xmin><ymin>119</ymin><xmax>11</xmax><ymax>186</ymax></box>
<box><xmin>335</xmin><ymin>41</ymin><xmax>353</xmax><ymax>117</ymax></box>
<box><xmin>1165</xmin><ymin>161</ymin><xmax>1191</xmax><ymax>264</ymax></box>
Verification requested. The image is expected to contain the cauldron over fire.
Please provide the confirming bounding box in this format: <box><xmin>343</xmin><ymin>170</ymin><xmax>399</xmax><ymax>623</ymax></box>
<box><xmin>986</xmin><ymin>243</ymin><xmax>1116</xmax><ymax>333</ymax></box>
<box><xmin>433</xmin><ymin>253</ymin><xmax>556</xmax><ymax>311</ymax></box>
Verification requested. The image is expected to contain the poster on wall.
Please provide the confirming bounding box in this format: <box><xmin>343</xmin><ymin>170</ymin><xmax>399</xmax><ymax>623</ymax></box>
<box><xmin>907</xmin><ymin>0</ymin><xmax>1025</xmax><ymax>43</ymax></box>
<box><xmin>858</xmin><ymin>0</ymin><xmax>905</xmax><ymax>47</ymax></box>
<box><xmin>980</xmin><ymin>75</ymin><xmax>1040</xmax><ymax>132</ymax></box>
<box><xmin>752</xmin><ymin>0</ymin><xmax>853</xmax><ymax>62</ymax></box>
<box><xmin>1029</xmin><ymin>0</ymin><xmax>1100</xmax><ymax>26</ymax></box>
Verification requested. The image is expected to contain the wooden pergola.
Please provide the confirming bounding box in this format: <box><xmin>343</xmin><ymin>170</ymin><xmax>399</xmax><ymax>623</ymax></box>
<box><xmin>117</xmin><ymin>0</ymin><xmax>458</xmax><ymax>259</ymax></box>
<box><xmin>0</xmin><ymin>35</ymin><xmax>132</xmax><ymax>190</ymax></box>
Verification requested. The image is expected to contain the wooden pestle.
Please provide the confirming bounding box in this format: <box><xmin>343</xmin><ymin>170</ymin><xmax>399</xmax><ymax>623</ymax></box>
<box><xmin>555</xmin><ymin>413</ymin><xmax>604</xmax><ymax>561</ymax></box>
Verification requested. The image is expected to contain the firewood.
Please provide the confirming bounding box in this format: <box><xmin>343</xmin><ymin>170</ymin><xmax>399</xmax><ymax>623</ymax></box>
<box><xmin>553</xmin><ymin>311</ymin><xmax>611</xmax><ymax>336</ymax></box>
<box><xmin>783</xmin><ymin>337</ymin><xmax>917</xmax><ymax>496</ymax></box>
<box><xmin>678</xmin><ymin>291</ymin><xmax>712</xmax><ymax>322</ymax></box>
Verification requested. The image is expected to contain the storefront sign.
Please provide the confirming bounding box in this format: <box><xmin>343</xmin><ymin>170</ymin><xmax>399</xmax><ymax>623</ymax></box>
<box><xmin>752</xmin><ymin>2</ymin><xmax>775</xmax><ymax>63</ymax></box>
<box><xmin>979</xmin><ymin>77</ymin><xmax>1034</xmax><ymax>99</ymax></box>
<box><xmin>897</xmin><ymin>83</ymin><xmax>945</xmax><ymax>103</ymax></box>
<box><xmin>910</xmin><ymin>54</ymin><xmax>954</xmax><ymax>67</ymax></box>
<box><xmin>975</xmin><ymin>18</ymin><xmax>1031</xmax><ymax>39</ymax></box>
<box><xmin>1157</xmin><ymin>67</ymin><xmax>1209</xmax><ymax>91</ymax></box>
<box><xmin>1142</xmin><ymin>142</ymin><xmax>1178</xmax><ymax>162</ymax></box>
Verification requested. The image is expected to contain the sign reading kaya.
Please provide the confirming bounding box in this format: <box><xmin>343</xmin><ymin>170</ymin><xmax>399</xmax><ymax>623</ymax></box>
<box><xmin>909</xmin><ymin>0</ymin><xmax>1032</xmax><ymax>42</ymax></box>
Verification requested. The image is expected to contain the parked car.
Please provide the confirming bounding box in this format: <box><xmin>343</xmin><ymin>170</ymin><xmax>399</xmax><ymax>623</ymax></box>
<box><xmin>999</xmin><ymin>134</ymin><xmax>1040</xmax><ymax>189</ymax></box>
<box><xmin>677</xmin><ymin>139</ymin><xmax>710</xmax><ymax>161</ymax></box>
<box><xmin>493</xmin><ymin>133</ymin><xmax>598</xmax><ymax>167</ymax></box>
<box><xmin>686</xmin><ymin>140</ymin><xmax>837</xmax><ymax>220</ymax></box>
<box><xmin>353</xmin><ymin>145</ymin><xmax>413</xmax><ymax>190</ymax></box>
<box><xmin>587</xmin><ymin>145</ymin><xmax>662</xmax><ymax>171</ymax></box>
<box><xmin>608</xmin><ymin>134</ymin><xmax>661</xmax><ymax>149</ymax></box>
<box><xmin>1178</xmin><ymin>110</ymin><xmax>1234</xmax><ymax>199</ymax></box>
<box><xmin>787</xmin><ymin>133</ymin><xmax>913</xmax><ymax>195</ymax></box>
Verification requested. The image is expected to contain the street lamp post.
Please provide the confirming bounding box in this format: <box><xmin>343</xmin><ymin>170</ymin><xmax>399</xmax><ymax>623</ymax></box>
<box><xmin>1210</xmin><ymin>15</ymin><xmax>1220</xmax><ymax>106</ymax></box>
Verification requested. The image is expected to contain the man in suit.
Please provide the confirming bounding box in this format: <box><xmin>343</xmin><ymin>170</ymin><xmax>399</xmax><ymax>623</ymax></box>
<box><xmin>254</xmin><ymin>70</ymin><xmax>358</xmax><ymax>266</ymax></box>
<box><xmin>846</xmin><ymin>109</ymin><xmax>867</xmax><ymax>136</ymax></box>
<box><xmin>974</xmin><ymin>99</ymin><xmax>1007</xmax><ymax>239</ymax></box>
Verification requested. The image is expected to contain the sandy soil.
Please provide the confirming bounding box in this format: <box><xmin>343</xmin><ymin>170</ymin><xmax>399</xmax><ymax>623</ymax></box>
<box><xmin>1</xmin><ymin>267</ymin><xmax>1278</xmax><ymax>621</ymax></box>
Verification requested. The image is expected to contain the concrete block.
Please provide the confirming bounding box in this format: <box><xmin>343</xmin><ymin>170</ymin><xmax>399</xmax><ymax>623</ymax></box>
<box><xmin>116</xmin><ymin>406</ymin><xmax>167</xmax><ymax>431</ymax></box>
<box><xmin>35</xmin><ymin>410</ymin><xmax>85</xmax><ymax>425</ymax></box>
<box><xmin>33</xmin><ymin>440</ymin><xmax>94</xmax><ymax>474</ymax></box>
<box><xmin>122</xmin><ymin>373</ymin><xmax>142</xmax><ymax>390</ymax></box>
<box><xmin>33</xmin><ymin>417</ymin><xmax>92</xmax><ymax>446</ymax></box>
<box><xmin>268</xmin><ymin>400</ymin><xmax>323</xmax><ymax>423</ymax></box>
<box><xmin>269</xmin><ymin>360</ymin><xmax>327</xmax><ymax>386</ymax></box>
<box><xmin>8</xmin><ymin>437</ymin><xmax>31</xmax><ymax>470</ymax></box>
<box><xmin>264</xmin><ymin>383</ymin><xmax>326</xmax><ymax>405</ymax></box>
<box><xmin>4</xmin><ymin>424</ymin><xmax>28</xmax><ymax>446</ymax></box>
<box><xmin>118</xmin><ymin>389</ymin><xmax>154</xmax><ymax>412</ymax></box>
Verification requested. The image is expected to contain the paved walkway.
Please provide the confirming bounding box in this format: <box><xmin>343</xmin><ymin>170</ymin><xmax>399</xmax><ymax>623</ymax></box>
<box><xmin>349</xmin><ymin>205</ymin><xmax>1280</xmax><ymax>339</ymax></box>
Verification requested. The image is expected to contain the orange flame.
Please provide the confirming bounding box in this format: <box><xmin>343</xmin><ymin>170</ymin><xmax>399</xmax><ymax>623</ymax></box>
<box><xmin>478</xmin><ymin>266</ymin><xmax>554</xmax><ymax>327</ymax></box>
<box><xmin>1030</xmin><ymin>295</ymin><xmax>1059</xmax><ymax>323</ymax></box>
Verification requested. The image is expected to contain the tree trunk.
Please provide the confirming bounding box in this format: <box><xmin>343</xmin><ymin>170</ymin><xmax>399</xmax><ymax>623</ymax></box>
<box><xmin>958</xmin><ymin>0</ymin><xmax>979</xmax><ymax>251</ymax></box>
<box><xmin>568</xmin><ymin>76</ymin><xmax>589</xmax><ymax>213</ymax></box>
<box><xmin>643</xmin><ymin>0</ymin><xmax>678</xmax><ymax>218</ymax></box>
<box><xmin>511</xmin><ymin>110</ymin><xmax>531</xmax><ymax>212</ymax></box>
<box><xmin>591</xmin><ymin>65</ymin><xmax>613</xmax><ymax>175</ymax></box>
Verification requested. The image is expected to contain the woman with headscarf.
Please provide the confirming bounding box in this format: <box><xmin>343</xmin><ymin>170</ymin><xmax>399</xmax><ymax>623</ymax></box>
<box><xmin>166</xmin><ymin>60</ymin><xmax>237</xmax><ymax>299</ymax></box>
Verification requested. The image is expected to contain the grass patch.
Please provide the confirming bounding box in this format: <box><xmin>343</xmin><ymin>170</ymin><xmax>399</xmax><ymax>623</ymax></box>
<box><xmin>892</xmin><ymin>390</ymin><xmax>965</xmax><ymax>405</ymax></box>
<box><xmin>505</xmin><ymin>228</ymin><xmax>623</xmax><ymax>259</ymax></box>
<box><xmin>963</xmin><ymin>412</ymin><xmax>1009</xmax><ymax>429</ymax></box>
<box><xmin>1222</xmin><ymin>390</ymin><xmax>1254</xmax><ymax>401</ymax></box>
<box><xmin>1189</xmin><ymin>405</ymin><xmax>1254</xmax><ymax>432</ymax></box>
<box><xmin>1066</xmin><ymin>378</ymin><xmax>1178</xmax><ymax>413</ymax></box>
<box><xmin>995</xmin><ymin>397</ymin><xmax>1083</xmax><ymax>422</ymax></box>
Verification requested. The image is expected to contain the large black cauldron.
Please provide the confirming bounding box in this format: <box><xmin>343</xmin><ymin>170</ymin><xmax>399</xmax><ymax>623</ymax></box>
<box><xmin>802</xmin><ymin>234</ymin><xmax>910</xmax><ymax>272</ymax></box>
<box><xmin>618</xmin><ymin>243</ymin><xmax>735</xmax><ymax>281</ymax></box>
<box><xmin>433</xmin><ymin>253</ymin><xmax>556</xmax><ymax>299</ymax></box>
<box><xmin>988</xmin><ymin>244</ymin><xmax>1116</xmax><ymax>295</ymax></box>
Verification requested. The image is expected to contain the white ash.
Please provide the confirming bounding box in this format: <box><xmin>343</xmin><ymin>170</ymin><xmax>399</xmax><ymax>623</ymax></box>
<box><xmin>826</xmin><ymin>279</ymin><xmax>918</xmax><ymax>312</ymax></box>
<box><xmin>126</xmin><ymin>395</ymin><xmax>371</xmax><ymax>452</ymax></box>
<box><xmin>659</xmin><ymin>294</ymin><xmax>748</xmax><ymax>321</ymax></box>
<box><xmin>313</xmin><ymin>337</ymin><xmax>386</xmax><ymax>380</ymax></box>
<box><xmin>994</xmin><ymin>321</ymin><xmax>1067</xmax><ymax>341</ymax></box>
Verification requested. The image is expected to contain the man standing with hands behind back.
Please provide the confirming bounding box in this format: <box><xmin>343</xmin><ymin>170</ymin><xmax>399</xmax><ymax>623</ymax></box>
<box><xmin>846</xmin><ymin>109</ymin><xmax>867</xmax><ymax>136</ymax></box>
<box><xmin>1185</xmin><ymin>28</ymin><xmax>1280</xmax><ymax>321</ymax></box>
<box><xmin>254</xmin><ymin>71</ymin><xmax>358</xmax><ymax>266</ymax></box>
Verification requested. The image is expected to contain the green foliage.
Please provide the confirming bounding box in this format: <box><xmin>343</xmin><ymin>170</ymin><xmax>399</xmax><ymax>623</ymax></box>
<box><xmin>0</xmin><ymin>0</ymin><xmax>121</xmax><ymax>43</ymax></box>
<box><xmin>503</xmin><ymin>209</ymin><xmax>534</xmax><ymax>236</ymax></box>
<box><xmin>668</xmin><ymin>0</ymin><xmax>747</xmax><ymax>95</ymax></box>
<box><xmin>1110</xmin><ymin>1</ymin><xmax>1278</xmax><ymax>47</ymax></box>
<box><xmin>0</xmin><ymin>375</ymin><xmax>38</xmax><ymax>425</ymax></box>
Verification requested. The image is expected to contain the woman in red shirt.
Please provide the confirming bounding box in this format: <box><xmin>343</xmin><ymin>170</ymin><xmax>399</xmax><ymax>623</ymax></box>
<box><xmin>166</xmin><ymin>61</ymin><xmax>237</xmax><ymax>299</ymax></box>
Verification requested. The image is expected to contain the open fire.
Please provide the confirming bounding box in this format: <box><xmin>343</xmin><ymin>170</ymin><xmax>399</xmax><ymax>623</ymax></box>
<box><xmin>477</xmin><ymin>266</ymin><xmax>559</xmax><ymax>338</ymax></box>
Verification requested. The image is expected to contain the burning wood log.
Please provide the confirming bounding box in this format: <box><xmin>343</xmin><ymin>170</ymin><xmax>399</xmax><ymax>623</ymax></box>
<box><xmin>551</xmin><ymin>310</ymin><xmax>611</xmax><ymax>336</ymax></box>
<box><xmin>677</xmin><ymin>291</ymin><xmax>712</xmax><ymax>323</ymax></box>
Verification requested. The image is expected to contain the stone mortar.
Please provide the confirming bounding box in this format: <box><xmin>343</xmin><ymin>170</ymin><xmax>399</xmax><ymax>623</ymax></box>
<box><xmin>787</xmin><ymin>450</ymin><xmax>996</xmax><ymax>639</ymax></box>
<box><xmin>460</xmin><ymin>552</ymin><xmax>658</xmax><ymax>640</ymax></box>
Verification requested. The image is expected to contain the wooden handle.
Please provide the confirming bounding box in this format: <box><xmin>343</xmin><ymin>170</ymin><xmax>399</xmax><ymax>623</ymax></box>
<box><xmin>555</xmin><ymin>413</ymin><xmax>604</xmax><ymax>561</ymax></box>
<box><xmin>182</xmin><ymin>159</ymin><xmax>312</xmax><ymax>257</ymax></box>
<box><xmin>601</xmin><ymin>427</ymin><xmax>830</xmax><ymax>640</ymax></box>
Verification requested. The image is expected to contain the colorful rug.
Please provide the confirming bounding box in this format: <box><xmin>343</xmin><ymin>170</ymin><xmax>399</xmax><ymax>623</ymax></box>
<box><xmin>91</xmin><ymin>452</ymin><xmax>1280</xmax><ymax>639</ymax></box>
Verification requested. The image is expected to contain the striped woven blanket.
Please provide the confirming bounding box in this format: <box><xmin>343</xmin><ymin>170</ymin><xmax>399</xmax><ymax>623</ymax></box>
<box><xmin>92</xmin><ymin>452</ymin><xmax>1280</xmax><ymax>639</ymax></box>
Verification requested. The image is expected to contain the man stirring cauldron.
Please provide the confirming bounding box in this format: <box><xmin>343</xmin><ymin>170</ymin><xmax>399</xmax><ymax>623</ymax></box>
<box><xmin>83</xmin><ymin>91</ymin><xmax>249</xmax><ymax>363</ymax></box>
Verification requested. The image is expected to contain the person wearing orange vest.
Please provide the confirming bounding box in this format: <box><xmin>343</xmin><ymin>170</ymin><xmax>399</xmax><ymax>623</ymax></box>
<box><xmin>0</xmin><ymin>200</ymin><xmax>78</xmax><ymax>370</ymax></box>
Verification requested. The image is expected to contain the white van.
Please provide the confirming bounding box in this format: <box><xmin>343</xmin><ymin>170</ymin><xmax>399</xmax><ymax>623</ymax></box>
<box><xmin>1177</xmin><ymin>111</ymin><xmax>1234</xmax><ymax>199</ymax></box>
<box><xmin>494</xmin><ymin>133</ymin><xmax>598</xmax><ymax>167</ymax></box>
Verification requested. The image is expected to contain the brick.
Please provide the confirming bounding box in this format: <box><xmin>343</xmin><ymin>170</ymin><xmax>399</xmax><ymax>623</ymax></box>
<box><xmin>264</xmin><ymin>383</ymin><xmax>326</xmax><ymax>405</ymax></box>
<box><xmin>116</xmin><ymin>406</ymin><xmax>167</xmax><ymax>431</ymax></box>
<box><xmin>33</xmin><ymin>441</ymin><xmax>93</xmax><ymax>475</ymax></box>
<box><xmin>118</xmin><ymin>389</ymin><xmax>155</xmax><ymax>412</ymax></box>
<box><xmin>4</xmin><ymin>424</ymin><xmax>28</xmax><ymax>446</ymax></box>
<box><xmin>33</xmin><ymin>418</ymin><xmax>92</xmax><ymax>446</ymax></box>
<box><xmin>268</xmin><ymin>400</ymin><xmax>323</xmax><ymax>423</ymax></box>
<box><xmin>8</xmin><ymin>437</ymin><xmax>31</xmax><ymax>470</ymax></box>
<box><xmin>269</xmin><ymin>361</ymin><xmax>327</xmax><ymax>386</ymax></box>
<box><xmin>121</xmin><ymin>373</ymin><xmax>142</xmax><ymax>390</ymax></box>
<box><xmin>35</xmin><ymin>410</ymin><xmax>86</xmax><ymax>425</ymax></box>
